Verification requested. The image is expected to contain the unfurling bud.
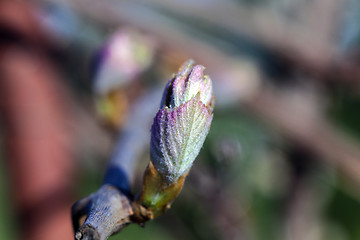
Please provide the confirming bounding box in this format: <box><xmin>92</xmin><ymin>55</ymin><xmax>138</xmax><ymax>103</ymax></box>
<box><xmin>137</xmin><ymin>60</ymin><xmax>214</xmax><ymax>218</ymax></box>
<box><xmin>151</xmin><ymin>59</ymin><xmax>214</xmax><ymax>184</ymax></box>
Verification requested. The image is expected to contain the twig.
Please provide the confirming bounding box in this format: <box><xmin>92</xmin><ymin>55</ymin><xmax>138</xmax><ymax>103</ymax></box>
<box><xmin>71</xmin><ymin>89</ymin><xmax>162</xmax><ymax>240</ymax></box>
<box><xmin>72</xmin><ymin>185</ymin><xmax>133</xmax><ymax>240</ymax></box>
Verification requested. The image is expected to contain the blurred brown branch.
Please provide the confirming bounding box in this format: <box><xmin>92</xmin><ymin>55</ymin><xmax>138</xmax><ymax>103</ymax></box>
<box><xmin>0</xmin><ymin>1</ymin><xmax>75</xmax><ymax>239</ymax></box>
<box><xmin>0</xmin><ymin>48</ymin><xmax>74</xmax><ymax>240</ymax></box>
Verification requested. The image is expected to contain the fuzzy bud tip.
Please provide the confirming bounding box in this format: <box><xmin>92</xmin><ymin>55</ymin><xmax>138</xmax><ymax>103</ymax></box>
<box><xmin>150</xmin><ymin>60</ymin><xmax>214</xmax><ymax>184</ymax></box>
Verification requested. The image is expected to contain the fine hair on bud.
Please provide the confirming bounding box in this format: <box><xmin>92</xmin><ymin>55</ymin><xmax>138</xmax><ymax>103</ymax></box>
<box><xmin>150</xmin><ymin>60</ymin><xmax>214</xmax><ymax>185</ymax></box>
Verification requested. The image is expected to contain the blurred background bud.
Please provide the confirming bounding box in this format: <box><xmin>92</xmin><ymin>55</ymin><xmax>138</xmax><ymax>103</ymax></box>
<box><xmin>92</xmin><ymin>28</ymin><xmax>156</xmax><ymax>95</ymax></box>
<box><xmin>92</xmin><ymin>28</ymin><xmax>157</xmax><ymax>129</ymax></box>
